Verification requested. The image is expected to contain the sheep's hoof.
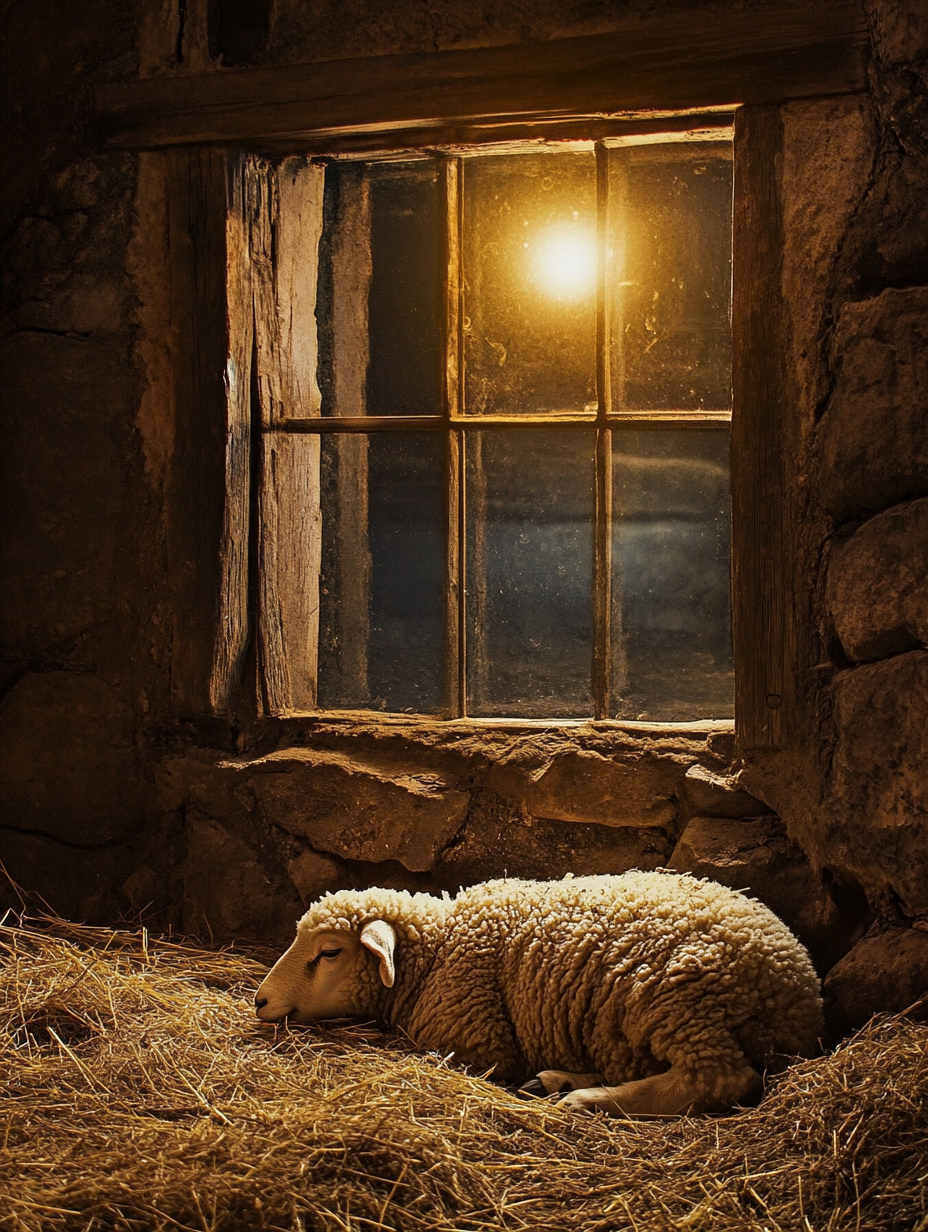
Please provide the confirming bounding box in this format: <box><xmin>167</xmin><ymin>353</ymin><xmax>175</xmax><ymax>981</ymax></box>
<box><xmin>517</xmin><ymin>1079</ymin><xmax>561</xmax><ymax>1098</ymax></box>
<box><xmin>516</xmin><ymin>1078</ymin><xmax>548</xmax><ymax>1100</ymax></box>
<box><xmin>517</xmin><ymin>1073</ymin><xmax>582</xmax><ymax>1099</ymax></box>
<box><xmin>558</xmin><ymin>1088</ymin><xmax>612</xmax><ymax>1115</ymax></box>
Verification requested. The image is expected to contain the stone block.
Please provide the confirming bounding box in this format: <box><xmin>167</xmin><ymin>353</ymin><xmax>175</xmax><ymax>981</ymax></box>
<box><xmin>0</xmin><ymin>672</ymin><xmax>140</xmax><ymax>845</ymax></box>
<box><xmin>498</xmin><ymin>749</ymin><xmax>679</xmax><ymax>829</ymax></box>
<box><xmin>827</xmin><ymin>498</ymin><xmax>928</xmax><ymax>661</ymax></box>
<box><xmin>670</xmin><ymin>816</ymin><xmax>860</xmax><ymax>973</ymax></box>
<box><xmin>683</xmin><ymin>764</ymin><xmax>765</xmax><ymax>818</ymax></box>
<box><xmin>157</xmin><ymin>748</ymin><xmax>253</xmax><ymax>826</ymax></box>
<box><xmin>828</xmin><ymin>651</ymin><xmax>928</xmax><ymax>915</ymax></box>
<box><xmin>0</xmin><ymin>826</ymin><xmax>131</xmax><ymax>924</ymax></box>
<box><xmin>121</xmin><ymin>865</ymin><xmax>160</xmax><ymax>914</ymax></box>
<box><xmin>438</xmin><ymin>791</ymin><xmax>672</xmax><ymax>890</ymax></box>
<box><xmin>823</xmin><ymin>928</ymin><xmax>928</xmax><ymax>1041</ymax></box>
<box><xmin>869</xmin><ymin>0</ymin><xmax>928</xmax><ymax>66</ymax></box>
<box><xmin>178</xmin><ymin>812</ymin><xmax>300</xmax><ymax>945</ymax></box>
<box><xmin>781</xmin><ymin>96</ymin><xmax>874</xmax><ymax>427</ymax></box>
<box><xmin>287</xmin><ymin>848</ymin><xmax>344</xmax><ymax>907</ymax></box>
<box><xmin>819</xmin><ymin>287</ymin><xmax>928</xmax><ymax>521</ymax></box>
<box><xmin>0</xmin><ymin>333</ymin><xmax>136</xmax><ymax>660</ymax></box>
<box><xmin>238</xmin><ymin>749</ymin><xmax>469</xmax><ymax>872</ymax></box>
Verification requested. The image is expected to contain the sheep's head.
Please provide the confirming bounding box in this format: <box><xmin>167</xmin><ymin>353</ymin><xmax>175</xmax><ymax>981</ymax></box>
<box><xmin>254</xmin><ymin>919</ymin><xmax>396</xmax><ymax>1023</ymax></box>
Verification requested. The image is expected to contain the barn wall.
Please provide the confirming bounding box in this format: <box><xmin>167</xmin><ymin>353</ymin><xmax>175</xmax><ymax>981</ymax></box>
<box><xmin>1</xmin><ymin>0</ymin><xmax>926</xmax><ymax>1022</ymax></box>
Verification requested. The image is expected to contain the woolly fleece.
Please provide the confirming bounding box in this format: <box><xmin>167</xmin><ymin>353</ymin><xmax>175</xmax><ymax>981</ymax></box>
<box><xmin>294</xmin><ymin>871</ymin><xmax>823</xmax><ymax>1089</ymax></box>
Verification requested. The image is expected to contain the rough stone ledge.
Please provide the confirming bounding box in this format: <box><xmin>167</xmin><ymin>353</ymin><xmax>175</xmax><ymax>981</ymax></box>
<box><xmin>274</xmin><ymin>714</ymin><xmax>732</xmax><ymax>768</ymax></box>
<box><xmin>139</xmin><ymin>725</ymin><xmax>742</xmax><ymax>942</ymax></box>
<box><xmin>682</xmin><ymin>764</ymin><xmax>765</xmax><ymax>818</ymax></box>
<box><xmin>489</xmin><ymin>749</ymin><xmax>684</xmax><ymax>829</ymax></box>
<box><xmin>218</xmin><ymin>748</ymin><xmax>470</xmax><ymax>873</ymax></box>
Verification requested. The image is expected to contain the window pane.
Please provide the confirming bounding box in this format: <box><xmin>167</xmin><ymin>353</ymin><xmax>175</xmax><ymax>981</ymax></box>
<box><xmin>611</xmin><ymin>429</ymin><xmax>733</xmax><ymax>720</ymax></box>
<box><xmin>466</xmin><ymin>430</ymin><xmax>594</xmax><ymax>716</ymax></box>
<box><xmin>610</xmin><ymin>145</ymin><xmax>732</xmax><ymax>411</ymax></box>
<box><xmin>318</xmin><ymin>433</ymin><xmax>443</xmax><ymax>712</ymax></box>
<box><xmin>318</xmin><ymin>161</ymin><xmax>443</xmax><ymax>417</ymax></box>
<box><xmin>463</xmin><ymin>152</ymin><xmax>597</xmax><ymax>416</ymax></box>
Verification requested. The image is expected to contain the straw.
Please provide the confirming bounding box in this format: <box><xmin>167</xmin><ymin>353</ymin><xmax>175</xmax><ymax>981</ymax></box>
<box><xmin>2</xmin><ymin>914</ymin><xmax>925</xmax><ymax>1231</ymax></box>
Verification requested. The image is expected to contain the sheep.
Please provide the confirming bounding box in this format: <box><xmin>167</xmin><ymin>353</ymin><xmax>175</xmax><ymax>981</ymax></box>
<box><xmin>255</xmin><ymin>871</ymin><xmax>823</xmax><ymax>1115</ymax></box>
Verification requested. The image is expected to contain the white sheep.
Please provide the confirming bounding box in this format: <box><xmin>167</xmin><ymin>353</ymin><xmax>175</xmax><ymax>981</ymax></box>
<box><xmin>255</xmin><ymin>871</ymin><xmax>823</xmax><ymax>1115</ymax></box>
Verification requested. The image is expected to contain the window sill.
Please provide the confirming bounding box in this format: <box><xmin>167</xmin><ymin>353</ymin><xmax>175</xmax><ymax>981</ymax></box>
<box><xmin>274</xmin><ymin>709</ymin><xmax>734</xmax><ymax>742</ymax></box>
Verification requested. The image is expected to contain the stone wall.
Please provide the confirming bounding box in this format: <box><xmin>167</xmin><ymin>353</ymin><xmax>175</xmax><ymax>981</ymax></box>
<box><xmin>741</xmin><ymin>4</ymin><xmax>928</xmax><ymax>1025</ymax></box>
<box><xmin>1</xmin><ymin>0</ymin><xmax>926</xmax><ymax>1033</ymax></box>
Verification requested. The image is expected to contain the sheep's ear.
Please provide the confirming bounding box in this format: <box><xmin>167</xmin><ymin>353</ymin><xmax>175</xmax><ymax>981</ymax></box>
<box><xmin>359</xmin><ymin>920</ymin><xmax>396</xmax><ymax>988</ymax></box>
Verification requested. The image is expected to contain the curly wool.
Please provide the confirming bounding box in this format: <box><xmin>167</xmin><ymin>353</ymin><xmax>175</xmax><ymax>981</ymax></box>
<box><xmin>297</xmin><ymin>872</ymin><xmax>823</xmax><ymax>1087</ymax></box>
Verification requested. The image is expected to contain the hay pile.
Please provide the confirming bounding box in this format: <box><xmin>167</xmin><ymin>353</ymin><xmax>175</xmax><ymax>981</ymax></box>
<box><xmin>1</xmin><ymin>916</ymin><xmax>925</xmax><ymax>1232</ymax></box>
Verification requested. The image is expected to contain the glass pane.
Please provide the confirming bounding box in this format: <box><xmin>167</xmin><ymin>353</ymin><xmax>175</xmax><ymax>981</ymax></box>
<box><xmin>318</xmin><ymin>433</ymin><xmax>443</xmax><ymax>712</ymax></box>
<box><xmin>463</xmin><ymin>152</ymin><xmax>597</xmax><ymax>416</ymax></box>
<box><xmin>318</xmin><ymin>161</ymin><xmax>443</xmax><ymax>417</ymax></box>
<box><xmin>466</xmin><ymin>430</ymin><xmax>594</xmax><ymax>716</ymax></box>
<box><xmin>610</xmin><ymin>145</ymin><xmax>732</xmax><ymax>411</ymax></box>
<box><xmin>611</xmin><ymin>429</ymin><xmax>733</xmax><ymax>720</ymax></box>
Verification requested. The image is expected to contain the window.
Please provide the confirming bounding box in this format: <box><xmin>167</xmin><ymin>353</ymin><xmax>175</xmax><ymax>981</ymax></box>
<box><xmin>270</xmin><ymin>132</ymin><xmax>734</xmax><ymax>721</ymax></box>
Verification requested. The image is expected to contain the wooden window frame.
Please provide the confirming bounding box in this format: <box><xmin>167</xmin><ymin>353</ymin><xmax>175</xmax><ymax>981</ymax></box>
<box><xmin>133</xmin><ymin>0</ymin><xmax>866</xmax><ymax>747</ymax></box>
<box><xmin>271</xmin><ymin>134</ymin><xmax>734</xmax><ymax>723</ymax></box>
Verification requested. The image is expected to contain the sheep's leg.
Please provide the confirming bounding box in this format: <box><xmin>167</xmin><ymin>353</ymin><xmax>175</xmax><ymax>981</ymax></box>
<box><xmin>518</xmin><ymin>1069</ymin><xmax>603</xmax><ymax>1097</ymax></box>
<box><xmin>559</xmin><ymin>1063</ymin><xmax>761</xmax><ymax>1116</ymax></box>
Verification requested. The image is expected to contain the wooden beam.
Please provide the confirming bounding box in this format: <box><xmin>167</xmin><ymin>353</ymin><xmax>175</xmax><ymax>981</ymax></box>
<box><xmin>270</xmin><ymin>112</ymin><xmax>736</xmax><ymax>159</ymax></box>
<box><xmin>441</xmin><ymin>158</ymin><xmax>465</xmax><ymax>718</ymax></box>
<box><xmin>209</xmin><ymin>152</ymin><xmax>254</xmax><ymax>715</ymax></box>
<box><xmin>593</xmin><ymin>144</ymin><xmax>613</xmax><ymax>721</ymax></box>
<box><xmin>730</xmin><ymin>105</ymin><xmax>795</xmax><ymax>750</ymax></box>
<box><xmin>164</xmin><ymin>146</ymin><xmax>234</xmax><ymax>716</ymax></box>
<box><xmin>253</xmin><ymin>159</ymin><xmax>326</xmax><ymax>715</ymax></box>
<box><xmin>97</xmin><ymin>3</ymin><xmax>866</xmax><ymax>149</ymax></box>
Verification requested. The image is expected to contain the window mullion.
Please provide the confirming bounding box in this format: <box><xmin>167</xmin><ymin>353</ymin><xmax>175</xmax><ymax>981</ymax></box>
<box><xmin>593</xmin><ymin>142</ymin><xmax>613</xmax><ymax>721</ymax></box>
<box><xmin>442</xmin><ymin>156</ymin><xmax>465</xmax><ymax>718</ymax></box>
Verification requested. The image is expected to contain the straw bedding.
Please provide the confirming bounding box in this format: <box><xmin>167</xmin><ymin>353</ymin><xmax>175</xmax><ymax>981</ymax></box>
<box><xmin>1</xmin><ymin>916</ymin><xmax>925</xmax><ymax>1232</ymax></box>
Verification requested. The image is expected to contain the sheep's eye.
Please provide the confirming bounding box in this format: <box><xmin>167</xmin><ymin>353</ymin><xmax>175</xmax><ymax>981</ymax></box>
<box><xmin>306</xmin><ymin>946</ymin><xmax>343</xmax><ymax>974</ymax></box>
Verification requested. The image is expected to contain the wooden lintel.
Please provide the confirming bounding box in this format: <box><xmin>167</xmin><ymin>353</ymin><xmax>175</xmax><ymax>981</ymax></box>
<box><xmin>97</xmin><ymin>3</ymin><xmax>866</xmax><ymax>149</ymax></box>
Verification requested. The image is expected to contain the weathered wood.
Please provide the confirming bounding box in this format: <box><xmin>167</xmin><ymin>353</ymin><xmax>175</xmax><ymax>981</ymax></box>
<box><xmin>251</xmin><ymin>158</ymin><xmax>325</xmax><ymax>714</ymax></box>
<box><xmin>265</xmin><ymin>112</ymin><xmax>736</xmax><ymax>158</ymax></box>
<box><xmin>593</xmin><ymin>427</ymin><xmax>614</xmax><ymax>720</ymax></box>
<box><xmin>464</xmin><ymin>431</ymin><xmax>487</xmax><ymax>717</ymax></box>
<box><xmin>608</xmin><ymin>410</ymin><xmax>731</xmax><ymax>422</ymax></box>
<box><xmin>442</xmin><ymin>159</ymin><xmax>464</xmax><ymax>716</ymax></box>
<box><xmin>251</xmin><ymin>157</ymin><xmax>325</xmax><ymax>423</ymax></box>
<box><xmin>276</xmin><ymin>158</ymin><xmax>325</xmax><ymax>418</ymax></box>
<box><xmin>446</xmin><ymin>431</ymin><xmax>465</xmax><ymax>717</ymax></box>
<box><xmin>593</xmin><ymin>144</ymin><xmax>613</xmax><ymax>721</ymax></box>
<box><xmin>164</xmin><ymin>146</ymin><xmax>233</xmax><ymax>715</ymax></box>
<box><xmin>277</xmin><ymin>415</ymin><xmax>441</xmax><ymax>432</ymax></box>
<box><xmin>258</xmin><ymin>431</ymin><xmax>322</xmax><ymax>714</ymax></box>
<box><xmin>273</xmin><ymin>412</ymin><xmax>728</xmax><ymax>431</ymax></box>
<box><xmin>98</xmin><ymin>3</ymin><xmax>865</xmax><ymax>149</ymax></box>
<box><xmin>730</xmin><ymin>105</ymin><xmax>794</xmax><ymax>750</ymax></box>
<box><xmin>209</xmin><ymin>152</ymin><xmax>254</xmax><ymax>714</ymax></box>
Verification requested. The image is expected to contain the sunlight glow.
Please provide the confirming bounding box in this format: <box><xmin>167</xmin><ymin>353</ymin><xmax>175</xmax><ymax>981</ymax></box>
<box><xmin>530</xmin><ymin>224</ymin><xmax>597</xmax><ymax>298</ymax></box>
